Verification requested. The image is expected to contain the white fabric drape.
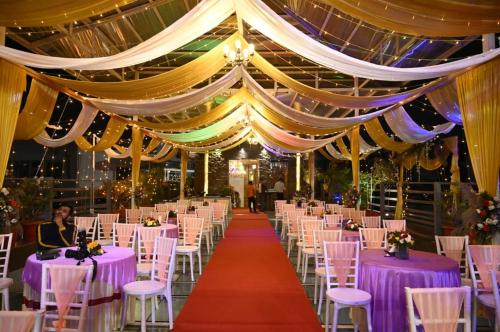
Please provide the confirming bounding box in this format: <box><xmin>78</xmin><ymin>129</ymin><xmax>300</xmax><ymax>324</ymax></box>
<box><xmin>325</xmin><ymin>143</ymin><xmax>349</xmax><ymax>160</ymax></box>
<box><xmin>426</xmin><ymin>83</ymin><xmax>463</xmax><ymax>125</ymax></box>
<box><xmin>170</xmin><ymin>127</ymin><xmax>251</xmax><ymax>153</ymax></box>
<box><xmin>242</xmin><ymin>70</ymin><xmax>392</xmax><ymax>129</ymax></box>
<box><xmin>157</xmin><ymin>106</ymin><xmax>245</xmax><ymax>143</ymax></box>
<box><xmin>323</xmin><ymin>135</ymin><xmax>380</xmax><ymax>161</ymax></box>
<box><xmin>140</xmin><ymin>144</ymin><xmax>173</xmax><ymax>161</ymax></box>
<box><xmin>384</xmin><ymin>107</ymin><xmax>455</xmax><ymax>143</ymax></box>
<box><xmin>34</xmin><ymin>104</ymin><xmax>99</xmax><ymax>147</ymax></box>
<box><xmin>235</xmin><ymin>0</ymin><xmax>500</xmax><ymax>81</ymax></box>
<box><xmin>0</xmin><ymin>0</ymin><xmax>233</xmax><ymax>70</ymax></box>
<box><xmin>87</xmin><ymin>67</ymin><xmax>241</xmax><ymax>116</ymax></box>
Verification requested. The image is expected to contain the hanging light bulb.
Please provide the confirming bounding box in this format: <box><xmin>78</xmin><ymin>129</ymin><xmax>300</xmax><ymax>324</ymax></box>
<box><xmin>223</xmin><ymin>40</ymin><xmax>254</xmax><ymax>67</ymax></box>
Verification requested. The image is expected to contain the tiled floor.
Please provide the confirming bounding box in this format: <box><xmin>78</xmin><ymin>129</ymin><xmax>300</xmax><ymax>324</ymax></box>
<box><xmin>7</xmin><ymin>212</ymin><xmax>495</xmax><ymax>331</ymax></box>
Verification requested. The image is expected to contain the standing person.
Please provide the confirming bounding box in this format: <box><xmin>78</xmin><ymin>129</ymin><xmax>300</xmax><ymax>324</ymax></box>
<box><xmin>246</xmin><ymin>181</ymin><xmax>257</xmax><ymax>213</ymax></box>
<box><xmin>36</xmin><ymin>204</ymin><xmax>77</xmax><ymax>250</ymax></box>
<box><xmin>274</xmin><ymin>178</ymin><xmax>285</xmax><ymax>200</ymax></box>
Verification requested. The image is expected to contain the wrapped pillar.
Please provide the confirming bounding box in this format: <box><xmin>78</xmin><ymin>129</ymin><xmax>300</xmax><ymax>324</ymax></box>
<box><xmin>350</xmin><ymin>127</ymin><xmax>360</xmax><ymax>189</ymax></box>
<box><xmin>180</xmin><ymin>150</ymin><xmax>188</xmax><ymax>200</ymax></box>
<box><xmin>296</xmin><ymin>153</ymin><xmax>301</xmax><ymax>192</ymax></box>
<box><xmin>203</xmin><ymin>152</ymin><xmax>209</xmax><ymax>196</ymax></box>
<box><xmin>308</xmin><ymin>151</ymin><xmax>315</xmax><ymax>200</ymax></box>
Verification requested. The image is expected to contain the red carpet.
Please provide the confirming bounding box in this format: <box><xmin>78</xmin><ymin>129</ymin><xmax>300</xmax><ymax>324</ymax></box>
<box><xmin>174</xmin><ymin>209</ymin><xmax>323</xmax><ymax>332</ymax></box>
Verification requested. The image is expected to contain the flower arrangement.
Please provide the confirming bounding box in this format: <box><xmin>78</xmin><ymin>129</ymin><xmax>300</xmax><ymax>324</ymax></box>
<box><xmin>470</xmin><ymin>192</ymin><xmax>499</xmax><ymax>244</ymax></box>
<box><xmin>87</xmin><ymin>241</ymin><xmax>104</xmax><ymax>256</ymax></box>
<box><xmin>387</xmin><ymin>230</ymin><xmax>415</xmax><ymax>249</ymax></box>
<box><xmin>344</xmin><ymin>219</ymin><xmax>362</xmax><ymax>231</ymax></box>
<box><xmin>0</xmin><ymin>187</ymin><xmax>18</xmax><ymax>227</ymax></box>
<box><xmin>143</xmin><ymin>217</ymin><xmax>161</xmax><ymax>227</ymax></box>
<box><xmin>168</xmin><ymin>210</ymin><xmax>177</xmax><ymax>218</ymax></box>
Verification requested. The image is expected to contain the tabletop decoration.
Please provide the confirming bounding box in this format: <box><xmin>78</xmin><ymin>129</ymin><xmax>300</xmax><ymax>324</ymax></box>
<box><xmin>143</xmin><ymin>217</ymin><xmax>161</xmax><ymax>227</ymax></box>
<box><xmin>387</xmin><ymin>230</ymin><xmax>414</xmax><ymax>259</ymax></box>
<box><xmin>344</xmin><ymin>219</ymin><xmax>362</xmax><ymax>231</ymax></box>
<box><xmin>87</xmin><ymin>241</ymin><xmax>105</xmax><ymax>256</ymax></box>
<box><xmin>469</xmin><ymin>192</ymin><xmax>499</xmax><ymax>244</ymax></box>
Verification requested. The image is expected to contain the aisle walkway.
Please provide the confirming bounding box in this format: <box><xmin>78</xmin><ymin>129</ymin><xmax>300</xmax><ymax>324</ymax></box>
<box><xmin>174</xmin><ymin>210</ymin><xmax>323</xmax><ymax>332</ymax></box>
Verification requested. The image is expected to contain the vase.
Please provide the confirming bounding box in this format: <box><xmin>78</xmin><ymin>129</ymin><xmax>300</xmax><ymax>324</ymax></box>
<box><xmin>396</xmin><ymin>246</ymin><xmax>409</xmax><ymax>260</ymax></box>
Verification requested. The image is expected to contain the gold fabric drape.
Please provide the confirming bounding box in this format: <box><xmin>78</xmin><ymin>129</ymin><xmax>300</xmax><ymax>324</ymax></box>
<box><xmin>0</xmin><ymin>60</ymin><xmax>26</xmax><ymax>186</ymax></box>
<box><xmin>131</xmin><ymin>126</ymin><xmax>143</xmax><ymax>187</ymax></box>
<box><xmin>363</xmin><ymin>119</ymin><xmax>412</xmax><ymax>153</ymax></box>
<box><xmin>75</xmin><ymin>117</ymin><xmax>127</xmax><ymax>151</ymax></box>
<box><xmin>443</xmin><ymin>136</ymin><xmax>460</xmax><ymax>211</ymax></box>
<box><xmin>179</xmin><ymin>150</ymin><xmax>188</xmax><ymax>199</ymax></box>
<box><xmin>141</xmin><ymin>137</ymin><xmax>162</xmax><ymax>155</ymax></box>
<box><xmin>48</xmin><ymin>33</ymin><xmax>239</xmax><ymax>99</ymax></box>
<box><xmin>457</xmin><ymin>57</ymin><xmax>500</xmax><ymax>196</ymax></box>
<box><xmin>151</xmin><ymin>147</ymin><xmax>178</xmax><ymax>163</ymax></box>
<box><xmin>319</xmin><ymin>0</ymin><xmax>500</xmax><ymax>37</ymax></box>
<box><xmin>0</xmin><ymin>0</ymin><xmax>133</xmax><ymax>27</ymax></box>
<box><xmin>133</xmin><ymin>90</ymin><xmax>244</xmax><ymax>130</ymax></box>
<box><xmin>395</xmin><ymin>163</ymin><xmax>405</xmax><ymax>219</ymax></box>
<box><xmin>336</xmin><ymin>138</ymin><xmax>351</xmax><ymax>159</ymax></box>
<box><xmin>14</xmin><ymin>80</ymin><xmax>58</xmax><ymax>140</ymax></box>
<box><xmin>319</xmin><ymin>147</ymin><xmax>335</xmax><ymax>161</ymax></box>
<box><xmin>350</xmin><ymin>127</ymin><xmax>360</xmax><ymax>189</ymax></box>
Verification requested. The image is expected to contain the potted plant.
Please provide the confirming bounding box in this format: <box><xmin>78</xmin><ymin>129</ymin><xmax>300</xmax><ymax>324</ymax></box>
<box><xmin>16</xmin><ymin>178</ymin><xmax>54</xmax><ymax>242</ymax></box>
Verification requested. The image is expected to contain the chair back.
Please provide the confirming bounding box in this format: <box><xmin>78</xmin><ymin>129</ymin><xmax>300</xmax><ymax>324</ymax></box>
<box><xmin>151</xmin><ymin>237</ymin><xmax>177</xmax><ymax>287</ymax></box>
<box><xmin>313</xmin><ymin>230</ymin><xmax>342</xmax><ymax>269</ymax></box>
<box><xmin>139</xmin><ymin>207</ymin><xmax>156</xmax><ymax>218</ymax></box>
<box><xmin>181</xmin><ymin>217</ymin><xmax>204</xmax><ymax>246</ymax></box>
<box><xmin>351</xmin><ymin>211</ymin><xmax>364</xmax><ymax>223</ymax></box>
<box><xmin>275</xmin><ymin>200</ymin><xmax>287</xmax><ymax>217</ymax></box>
<box><xmin>435</xmin><ymin>235</ymin><xmax>469</xmax><ymax>277</ymax></box>
<box><xmin>324</xmin><ymin>214</ymin><xmax>343</xmax><ymax>228</ymax></box>
<box><xmin>96</xmin><ymin>214</ymin><xmax>119</xmax><ymax>240</ymax></box>
<box><xmin>177</xmin><ymin>204</ymin><xmax>188</xmax><ymax>214</ymax></box>
<box><xmin>212</xmin><ymin>203</ymin><xmax>226</xmax><ymax>221</ymax></box>
<box><xmin>359</xmin><ymin>228</ymin><xmax>387</xmax><ymax>250</ymax></box>
<box><xmin>405</xmin><ymin>286</ymin><xmax>471</xmax><ymax>332</ymax></box>
<box><xmin>323</xmin><ymin>241</ymin><xmax>359</xmax><ymax>289</ymax></box>
<box><xmin>384</xmin><ymin>219</ymin><xmax>406</xmax><ymax>232</ymax></box>
<box><xmin>125</xmin><ymin>209</ymin><xmax>141</xmax><ymax>223</ymax></box>
<box><xmin>490</xmin><ymin>270</ymin><xmax>500</xmax><ymax>326</ymax></box>
<box><xmin>362</xmin><ymin>216</ymin><xmax>381</xmax><ymax>228</ymax></box>
<box><xmin>325</xmin><ymin>204</ymin><xmax>339</xmax><ymax>213</ymax></box>
<box><xmin>0</xmin><ymin>310</ymin><xmax>44</xmax><ymax>332</ymax></box>
<box><xmin>287</xmin><ymin>212</ymin><xmax>308</xmax><ymax>234</ymax></box>
<box><xmin>309</xmin><ymin>206</ymin><xmax>325</xmax><ymax>217</ymax></box>
<box><xmin>41</xmin><ymin>264</ymin><xmax>93</xmax><ymax>332</ymax></box>
<box><xmin>282</xmin><ymin>203</ymin><xmax>295</xmax><ymax>211</ymax></box>
<box><xmin>191</xmin><ymin>201</ymin><xmax>204</xmax><ymax>209</ymax></box>
<box><xmin>74</xmin><ymin>217</ymin><xmax>96</xmax><ymax>241</ymax></box>
<box><xmin>196</xmin><ymin>207</ymin><xmax>213</xmax><ymax>231</ymax></box>
<box><xmin>150</xmin><ymin>211</ymin><xmax>168</xmax><ymax>223</ymax></box>
<box><xmin>466</xmin><ymin>245</ymin><xmax>500</xmax><ymax>295</ymax></box>
<box><xmin>177</xmin><ymin>199</ymin><xmax>190</xmax><ymax>206</ymax></box>
<box><xmin>112</xmin><ymin>223</ymin><xmax>137</xmax><ymax>248</ymax></box>
<box><xmin>340</xmin><ymin>207</ymin><xmax>355</xmax><ymax>219</ymax></box>
<box><xmin>0</xmin><ymin>234</ymin><xmax>12</xmax><ymax>279</ymax></box>
<box><xmin>300</xmin><ymin>218</ymin><xmax>323</xmax><ymax>247</ymax></box>
<box><xmin>138</xmin><ymin>227</ymin><xmax>165</xmax><ymax>264</ymax></box>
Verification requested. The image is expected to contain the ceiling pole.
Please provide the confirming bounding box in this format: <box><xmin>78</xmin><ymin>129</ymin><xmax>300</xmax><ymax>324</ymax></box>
<box><xmin>308</xmin><ymin>151</ymin><xmax>315</xmax><ymax>200</ymax></box>
<box><xmin>351</xmin><ymin>77</ymin><xmax>360</xmax><ymax>190</ymax></box>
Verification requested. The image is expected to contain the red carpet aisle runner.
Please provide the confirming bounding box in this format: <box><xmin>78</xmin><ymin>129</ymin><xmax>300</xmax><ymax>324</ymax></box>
<box><xmin>174</xmin><ymin>209</ymin><xmax>322</xmax><ymax>332</ymax></box>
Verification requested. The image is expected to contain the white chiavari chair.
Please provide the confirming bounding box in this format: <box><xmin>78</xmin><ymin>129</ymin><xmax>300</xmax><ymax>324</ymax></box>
<box><xmin>112</xmin><ymin>223</ymin><xmax>137</xmax><ymax>249</ymax></box>
<box><xmin>74</xmin><ymin>216</ymin><xmax>96</xmax><ymax>241</ymax></box>
<box><xmin>361</xmin><ymin>216</ymin><xmax>381</xmax><ymax>228</ymax></box>
<box><xmin>0</xmin><ymin>234</ymin><xmax>12</xmax><ymax>310</ymax></box>
<box><xmin>125</xmin><ymin>208</ymin><xmax>141</xmax><ymax>224</ymax></box>
<box><xmin>96</xmin><ymin>214</ymin><xmax>119</xmax><ymax>246</ymax></box>
<box><xmin>176</xmin><ymin>217</ymin><xmax>204</xmax><ymax>281</ymax></box>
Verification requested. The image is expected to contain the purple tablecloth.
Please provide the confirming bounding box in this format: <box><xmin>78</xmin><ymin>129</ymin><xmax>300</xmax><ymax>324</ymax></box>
<box><xmin>23</xmin><ymin>246</ymin><xmax>137</xmax><ymax>294</ymax></box>
<box><xmin>325</xmin><ymin>227</ymin><xmax>360</xmax><ymax>242</ymax></box>
<box><xmin>359</xmin><ymin>249</ymin><xmax>461</xmax><ymax>332</ymax></box>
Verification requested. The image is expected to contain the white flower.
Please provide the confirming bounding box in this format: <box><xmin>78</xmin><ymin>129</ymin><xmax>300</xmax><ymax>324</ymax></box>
<box><xmin>400</xmin><ymin>239</ymin><xmax>405</xmax><ymax>244</ymax></box>
<box><xmin>476</xmin><ymin>209</ymin><xmax>481</xmax><ymax>214</ymax></box>
<box><xmin>477</xmin><ymin>223</ymin><xmax>484</xmax><ymax>229</ymax></box>
<box><xmin>7</xmin><ymin>206</ymin><xmax>13</xmax><ymax>212</ymax></box>
<box><xmin>10</xmin><ymin>218</ymin><xmax>17</xmax><ymax>224</ymax></box>
<box><xmin>1</xmin><ymin>188</ymin><xmax>9</xmax><ymax>196</ymax></box>
<box><xmin>486</xmin><ymin>218</ymin><xmax>494</xmax><ymax>224</ymax></box>
<box><xmin>493</xmin><ymin>219</ymin><xmax>498</xmax><ymax>225</ymax></box>
<box><xmin>489</xmin><ymin>205</ymin><xmax>495</xmax><ymax>211</ymax></box>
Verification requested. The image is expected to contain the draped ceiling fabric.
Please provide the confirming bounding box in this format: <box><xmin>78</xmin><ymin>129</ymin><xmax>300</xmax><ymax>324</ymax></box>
<box><xmin>0</xmin><ymin>60</ymin><xmax>26</xmax><ymax>187</ymax></box>
<box><xmin>0</xmin><ymin>0</ymin><xmax>233</xmax><ymax>70</ymax></box>
<box><xmin>46</xmin><ymin>33</ymin><xmax>240</xmax><ymax>99</ymax></box>
<box><xmin>317</xmin><ymin>0</ymin><xmax>500</xmax><ymax>37</ymax></box>
<box><xmin>235</xmin><ymin>0</ymin><xmax>500</xmax><ymax>81</ymax></box>
<box><xmin>383</xmin><ymin>107</ymin><xmax>456</xmax><ymax>144</ymax></box>
<box><xmin>0</xmin><ymin>0</ymin><xmax>134</xmax><ymax>27</ymax></box>
<box><xmin>457</xmin><ymin>57</ymin><xmax>500</xmax><ymax>196</ymax></box>
<box><xmin>34</xmin><ymin>105</ymin><xmax>99</xmax><ymax>147</ymax></box>
<box><xmin>14</xmin><ymin>80</ymin><xmax>58</xmax><ymax>140</ymax></box>
<box><xmin>75</xmin><ymin>117</ymin><xmax>127</xmax><ymax>152</ymax></box>
<box><xmin>427</xmin><ymin>83</ymin><xmax>463</xmax><ymax>125</ymax></box>
<box><xmin>87</xmin><ymin>67</ymin><xmax>241</xmax><ymax>116</ymax></box>
<box><xmin>363</xmin><ymin>119</ymin><xmax>412</xmax><ymax>153</ymax></box>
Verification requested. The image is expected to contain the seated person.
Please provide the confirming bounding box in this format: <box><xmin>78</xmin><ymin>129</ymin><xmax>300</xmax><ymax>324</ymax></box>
<box><xmin>36</xmin><ymin>204</ymin><xmax>77</xmax><ymax>250</ymax></box>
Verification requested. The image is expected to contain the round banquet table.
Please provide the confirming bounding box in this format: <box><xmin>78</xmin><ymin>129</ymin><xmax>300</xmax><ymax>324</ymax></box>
<box><xmin>359</xmin><ymin>249</ymin><xmax>461</xmax><ymax>332</ymax></box>
<box><xmin>138</xmin><ymin>223</ymin><xmax>178</xmax><ymax>238</ymax></box>
<box><xmin>23</xmin><ymin>246</ymin><xmax>137</xmax><ymax>332</ymax></box>
<box><xmin>325</xmin><ymin>227</ymin><xmax>360</xmax><ymax>242</ymax></box>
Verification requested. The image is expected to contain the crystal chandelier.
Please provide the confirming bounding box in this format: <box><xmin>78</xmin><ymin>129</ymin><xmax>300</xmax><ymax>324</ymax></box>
<box><xmin>224</xmin><ymin>39</ymin><xmax>255</xmax><ymax>66</ymax></box>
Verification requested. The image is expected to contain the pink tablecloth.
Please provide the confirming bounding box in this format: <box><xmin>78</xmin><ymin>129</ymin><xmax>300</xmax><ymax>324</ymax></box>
<box><xmin>138</xmin><ymin>223</ymin><xmax>178</xmax><ymax>238</ymax></box>
<box><xmin>359</xmin><ymin>249</ymin><xmax>461</xmax><ymax>332</ymax></box>
<box><xmin>23</xmin><ymin>246</ymin><xmax>137</xmax><ymax>332</ymax></box>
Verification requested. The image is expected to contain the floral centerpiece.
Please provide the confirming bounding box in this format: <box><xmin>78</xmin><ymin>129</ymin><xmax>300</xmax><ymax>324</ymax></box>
<box><xmin>344</xmin><ymin>219</ymin><xmax>362</xmax><ymax>231</ymax></box>
<box><xmin>387</xmin><ymin>230</ymin><xmax>415</xmax><ymax>259</ymax></box>
<box><xmin>143</xmin><ymin>217</ymin><xmax>161</xmax><ymax>227</ymax></box>
<box><xmin>87</xmin><ymin>241</ymin><xmax>104</xmax><ymax>256</ymax></box>
<box><xmin>469</xmin><ymin>192</ymin><xmax>499</xmax><ymax>244</ymax></box>
<box><xmin>168</xmin><ymin>210</ymin><xmax>177</xmax><ymax>218</ymax></box>
<box><xmin>0</xmin><ymin>187</ymin><xmax>18</xmax><ymax>228</ymax></box>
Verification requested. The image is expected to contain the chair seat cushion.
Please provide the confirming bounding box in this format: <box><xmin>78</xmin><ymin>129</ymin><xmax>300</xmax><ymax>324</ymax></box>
<box><xmin>0</xmin><ymin>277</ymin><xmax>13</xmax><ymax>289</ymax></box>
<box><xmin>176</xmin><ymin>245</ymin><xmax>198</xmax><ymax>253</ymax></box>
<box><xmin>136</xmin><ymin>263</ymin><xmax>152</xmax><ymax>276</ymax></box>
<box><xmin>124</xmin><ymin>280</ymin><xmax>165</xmax><ymax>296</ymax></box>
<box><xmin>326</xmin><ymin>287</ymin><xmax>371</xmax><ymax>306</ymax></box>
<box><xmin>478</xmin><ymin>293</ymin><xmax>495</xmax><ymax>308</ymax></box>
